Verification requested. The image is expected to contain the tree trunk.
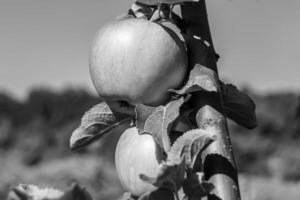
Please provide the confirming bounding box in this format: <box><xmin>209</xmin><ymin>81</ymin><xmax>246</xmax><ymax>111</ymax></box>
<box><xmin>181</xmin><ymin>1</ymin><xmax>241</xmax><ymax>200</ymax></box>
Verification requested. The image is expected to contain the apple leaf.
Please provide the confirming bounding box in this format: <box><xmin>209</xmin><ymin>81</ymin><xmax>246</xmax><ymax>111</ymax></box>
<box><xmin>7</xmin><ymin>183</ymin><xmax>93</xmax><ymax>200</ymax></box>
<box><xmin>138</xmin><ymin>188</ymin><xmax>175</xmax><ymax>200</ymax></box>
<box><xmin>119</xmin><ymin>192</ymin><xmax>136</xmax><ymax>200</ymax></box>
<box><xmin>182</xmin><ymin>172</ymin><xmax>214</xmax><ymax>199</ymax></box>
<box><xmin>59</xmin><ymin>183</ymin><xmax>93</xmax><ymax>200</ymax></box>
<box><xmin>222</xmin><ymin>83</ymin><xmax>257</xmax><ymax>129</ymax></box>
<box><xmin>170</xmin><ymin>108</ymin><xmax>195</xmax><ymax>133</ymax></box>
<box><xmin>137</xmin><ymin>0</ymin><xmax>199</xmax><ymax>6</ymax></box>
<box><xmin>168</xmin><ymin>129</ymin><xmax>216</xmax><ymax>169</ymax></box>
<box><xmin>8</xmin><ymin>184</ymin><xmax>64</xmax><ymax>200</ymax></box>
<box><xmin>143</xmin><ymin>97</ymin><xmax>185</xmax><ymax>153</ymax></box>
<box><xmin>169</xmin><ymin>64</ymin><xmax>218</xmax><ymax>96</ymax></box>
<box><xmin>70</xmin><ymin>102</ymin><xmax>131</xmax><ymax>150</ymax></box>
<box><xmin>135</xmin><ymin>104</ymin><xmax>156</xmax><ymax>134</ymax></box>
<box><xmin>140</xmin><ymin>157</ymin><xmax>185</xmax><ymax>192</ymax></box>
<box><xmin>130</xmin><ymin>2</ymin><xmax>155</xmax><ymax>19</ymax></box>
<box><xmin>7</xmin><ymin>187</ymin><xmax>30</xmax><ymax>200</ymax></box>
<box><xmin>168</xmin><ymin>108</ymin><xmax>195</xmax><ymax>145</ymax></box>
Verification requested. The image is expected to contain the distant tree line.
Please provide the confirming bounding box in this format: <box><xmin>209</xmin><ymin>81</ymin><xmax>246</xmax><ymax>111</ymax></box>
<box><xmin>0</xmin><ymin>88</ymin><xmax>299</xmax><ymax>180</ymax></box>
<box><xmin>0</xmin><ymin>88</ymin><xmax>99</xmax><ymax>127</ymax></box>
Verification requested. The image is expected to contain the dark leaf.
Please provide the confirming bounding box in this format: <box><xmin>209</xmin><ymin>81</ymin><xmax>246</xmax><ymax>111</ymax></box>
<box><xmin>140</xmin><ymin>157</ymin><xmax>185</xmax><ymax>192</ymax></box>
<box><xmin>183</xmin><ymin>172</ymin><xmax>214</xmax><ymax>199</ymax></box>
<box><xmin>138</xmin><ymin>188</ymin><xmax>174</xmax><ymax>200</ymax></box>
<box><xmin>171</xmin><ymin>108</ymin><xmax>195</xmax><ymax>133</ymax></box>
<box><xmin>143</xmin><ymin>97</ymin><xmax>185</xmax><ymax>152</ymax></box>
<box><xmin>130</xmin><ymin>2</ymin><xmax>155</xmax><ymax>19</ymax></box>
<box><xmin>135</xmin><ymin>104</ymin><xmax>156</xmax><ymax>134</ymax></box>
<box><xmin>137</xmin><ymin>0</ymin><xmax>199</xmax><ymax>6</ymax></box>
<box><xmin>169</xmin><ymin>64</ymin><xmax>218</xmax><ymax>95</ymax></box>
<box><xmin>222</xmin><ymin>83</ymin><xmax>257</xmax><ymax>129</ymax></box>
<box><xmin>169</xmin><ymin>108</ymin><xmax>196</xmax><ymax>146</ymax></box>
<box><xmin>119</xmin><ymin>192</ymin><xmax>136</xmax><ymax>200</ymax></box>
<box><xmin>7</xmin><ymin>188</ymin><xmax>29</xmax><ymax>200</ymax></box>
<box><xmin>70</xmin><ymin>102</ymin><xmax>131</xmax><ymax>150</ymax></box>
<box><xmin>59</xmin><ymin>183</ymin><xmax>93</xmax><ymax>200</ymax></box>
<box><xmin>168</xmin><ymin>129</ymin><xmax>216</xmax><ymax>168</ymax></box>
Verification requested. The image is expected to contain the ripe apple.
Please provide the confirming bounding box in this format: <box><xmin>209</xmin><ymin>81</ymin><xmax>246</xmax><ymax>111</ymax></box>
<box><xmin>90</xmin><ymin>18</ymin><xmax>187</xmax><ymax>110</ymax></box>
<box><xmin>115</xmin><ymin>127</ymin><xmax>165</xmax><ymax>196</ymax></box>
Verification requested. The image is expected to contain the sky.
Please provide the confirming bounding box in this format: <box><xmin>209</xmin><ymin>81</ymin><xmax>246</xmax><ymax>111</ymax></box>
<box><xmin>0</xmin><ymin>0</ymin><xmax>299</xmax><ymax>100</ymax></box>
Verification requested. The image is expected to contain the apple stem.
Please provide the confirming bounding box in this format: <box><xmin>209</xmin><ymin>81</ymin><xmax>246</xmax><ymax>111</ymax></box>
<box><xmin>181</xmin><ymin>1</ymin><xmax>241</xmax><ymax>200</ymax></box>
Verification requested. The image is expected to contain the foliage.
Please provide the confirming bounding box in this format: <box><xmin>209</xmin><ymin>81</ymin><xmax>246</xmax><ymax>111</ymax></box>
<box><xmin>0</xmin><ymin>88</ymin><xmax>300</xmax><ymax>199</ymax></box>
<box><xmin>7</xmin><ymin>183</ymin><xmax>93</xmax><ymax>200</ymax></box>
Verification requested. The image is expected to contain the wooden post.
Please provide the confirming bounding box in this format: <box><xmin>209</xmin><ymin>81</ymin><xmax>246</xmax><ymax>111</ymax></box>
<box><xmin>181</xmin><ymin>1</ymin><xmax>241</xmax><ymax>200</ymax></box>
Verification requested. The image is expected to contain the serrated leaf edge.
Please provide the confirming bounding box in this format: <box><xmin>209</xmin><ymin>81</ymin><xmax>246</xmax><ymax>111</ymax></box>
<box><xmin>167</xmin><ymin>129</ymin><xmax>216</xmax><ymax>167</ymax></box>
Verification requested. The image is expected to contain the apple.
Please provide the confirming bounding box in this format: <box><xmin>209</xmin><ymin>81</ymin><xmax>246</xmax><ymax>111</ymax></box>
<box><xmin>89</xmin><ymin>18</ymin><xmax>187</xmax><ymax>110</ymax></box>
<box><xmin>115</xmin><ymin>126</ymin><xmax>165</xmax><ymax>196</ymax></box>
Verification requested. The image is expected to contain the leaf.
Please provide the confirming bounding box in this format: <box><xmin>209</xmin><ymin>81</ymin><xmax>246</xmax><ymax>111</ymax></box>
<box><xmin>135</xmin><ymin>104</ymin><xmax>156</xmax><ymax>134</ymax></box>
<box><xmin>140</xmin><ymin>157</ymin><xmax>186</xmax><ymax>192</ymax></box>
<box><xmin>119</xmin><ymin>192</ymin><xmax>136</xmax><ymax>200</ymax></box>
<box><xmin>170</xmin><ymin>108</ymin><xmax>195</xmax><ymax>133</ymax></box>
<box><xmin>137</xmin><ymin>0</ymin><xmax>198</xmax><ymax>6</ymax></box>
<box><xmin>169</xmin><ymin>64</ymin><xmax>218</xmax><ymax>95</ymax></box>
<box><xmin>222</xmin><ymin>82</ymin><xmax>257</xmax><ymax>129</ymax></box>
<box><xmin>7</xmin><ymin>187</ymin><xmax>29</xmax><ymax>200</ymax></box>
<box><xmin>7</xmin><ymin>183</ymin><xmax>93</xmax><ymax>200</ymax></box>
<box><xmin>168</xmin><ymin>129</ymin><xmax>216</xmax><ymax>168</ymax></box>
<box><xmin>143</xmin><ymin>97</ymin><xmax>185</xmax><ymax>153</ymax></box>
<box><xmin>130</xmin><ymin>2</ymin><xmax>155</xmax><ymax>19</ymax></box>
<box><xmin>168</xmin><ymin>108</ymin><xmax>195</xmax><ymax>145</ymax></box>
<box><xmin>59</xmin><ymin>183</ymin><xmax>93</xmax><ymax>200</ymax></box>
<box><xmin>182</xmin><ymin>172</ymin><xmax>214</xmax><ymax>199</ymax></box>
<box><xmin>138</xmin><ymin>188</ymin><xmax>174</xmax><ymax>200</ymax></box>
<box><xmin>70</xmin><ymin>102</ymin><xmax>131</xmax><ymax>150</ymax></box>
<box><xmin>8</xmin><ymin>184</ymin><xmax>64</xmax><ymax>200</ymax></box>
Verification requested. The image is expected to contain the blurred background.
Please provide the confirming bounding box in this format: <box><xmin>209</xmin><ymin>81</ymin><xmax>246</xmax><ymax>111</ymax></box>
<box><xmin>0</xmin><ymin>0</ymin><xmax>299</xmax><ymax>200</ymax></box>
